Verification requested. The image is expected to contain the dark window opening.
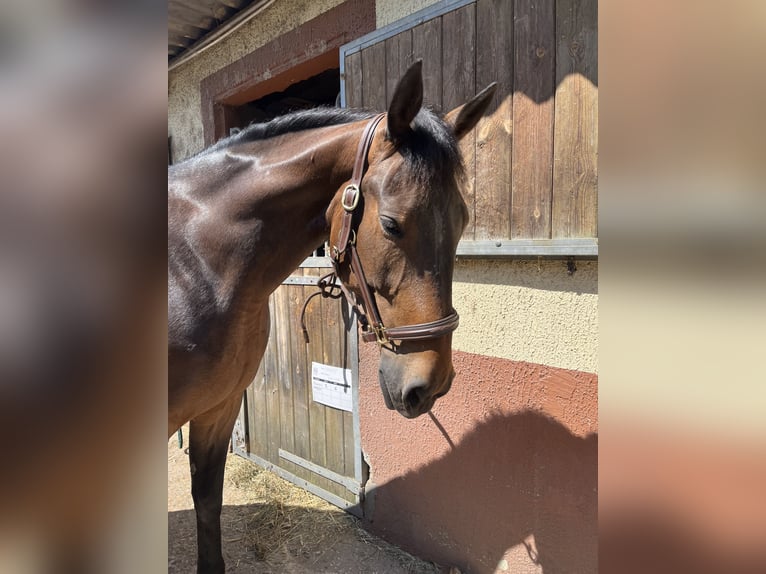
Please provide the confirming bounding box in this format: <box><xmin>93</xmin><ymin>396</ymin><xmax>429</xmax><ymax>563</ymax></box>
<box><xmin>233</xmin><ymin>68</ymin><xmax>340</xmax><ymax>128</ymax></box>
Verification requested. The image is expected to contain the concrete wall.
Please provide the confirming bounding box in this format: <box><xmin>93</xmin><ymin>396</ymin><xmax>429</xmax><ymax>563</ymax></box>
<box><xmin>168</xmin><ymin>2</ymin><xmax>598</xmax><ymax>572</ymax></box>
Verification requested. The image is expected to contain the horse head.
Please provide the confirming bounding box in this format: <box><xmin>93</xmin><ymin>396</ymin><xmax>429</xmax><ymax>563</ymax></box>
<box><xmin>329</xmin><ymin>61</ymin><xmax>496</xmax><ymax>418</ymax></box>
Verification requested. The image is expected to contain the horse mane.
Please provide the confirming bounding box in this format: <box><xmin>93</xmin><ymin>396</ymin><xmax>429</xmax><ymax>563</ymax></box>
<box><xmin>211</xmin><ymin>107</ymin><xmax>377</xmax><ymax>152</ymax></box>
<box><xmin>207</xmin><ymin>105</ymin><xmax>463</xmax><ymax>184</ymax></box>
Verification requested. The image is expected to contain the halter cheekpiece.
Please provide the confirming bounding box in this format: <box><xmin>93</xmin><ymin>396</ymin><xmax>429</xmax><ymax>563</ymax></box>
<box><xmin>300</xmin><ymin>113</ymin><xmax>460</xmax><ymax>347</ymax></box>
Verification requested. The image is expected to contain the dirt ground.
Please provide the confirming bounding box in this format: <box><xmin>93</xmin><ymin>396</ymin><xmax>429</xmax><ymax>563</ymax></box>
<box><xmin>168</xmin><ymin>429</ymin><xmax>442</xmax><ymax>574</ymax></box>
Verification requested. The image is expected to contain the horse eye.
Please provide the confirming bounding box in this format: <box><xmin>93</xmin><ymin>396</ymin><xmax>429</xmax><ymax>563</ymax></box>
<box><xmin>379</xmin><ymin>216</ymin><xmax>403</xmax><ymax>238</ymax></box>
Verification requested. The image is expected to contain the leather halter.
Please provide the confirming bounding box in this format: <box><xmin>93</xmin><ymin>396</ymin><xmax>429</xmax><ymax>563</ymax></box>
<box><xmin>302</xmin><ymin>113</ymin><xmax>460</xmax><ymax>347</ymax></box>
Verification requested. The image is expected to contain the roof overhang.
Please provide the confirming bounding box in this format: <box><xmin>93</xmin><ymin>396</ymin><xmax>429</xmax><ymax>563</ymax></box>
<box><xmin>168</xmin><ymin>0</ymin><xmax>273</xmax><ymax>70</ymax></box>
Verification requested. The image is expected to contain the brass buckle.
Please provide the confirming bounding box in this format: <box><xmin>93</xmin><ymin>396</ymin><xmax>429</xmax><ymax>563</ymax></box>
<box><xmin>341</xmin><ymin>184</ymin><xmax>360</xmax><ymax>212</ymax></box>
<box><xmin>373</xmin><ymin>324</ymin><xmax>389</xmax><ymax>346</ymax></box>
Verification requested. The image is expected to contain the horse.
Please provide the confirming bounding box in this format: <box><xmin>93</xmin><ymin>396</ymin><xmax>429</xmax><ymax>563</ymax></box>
<box><xmin>168</xmin><ymin>60</ymin><xmax>496</xmax><ymax>573</ymax></box>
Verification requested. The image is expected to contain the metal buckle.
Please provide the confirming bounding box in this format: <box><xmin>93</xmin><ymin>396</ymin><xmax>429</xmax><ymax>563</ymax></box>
<box><xmin>373</xmin><ymin>324</ymin><xmax>389</xmax><ymax>346</ymax></box>
<box><xmin>341</xmin><ymin>184</ymin><xmax>360</xmax><ymax>212</ymax></box>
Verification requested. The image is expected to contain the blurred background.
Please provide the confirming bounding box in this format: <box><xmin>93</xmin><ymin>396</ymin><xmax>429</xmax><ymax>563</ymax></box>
<box><xmin>0</xmin><ymin>1</ymin><xmax>167</xmax><ymax>572</ymax></box>
<box><xmin>599</xmin><ymin>0</ymin><xmax>766</xmax><ymax>572</ymax></box>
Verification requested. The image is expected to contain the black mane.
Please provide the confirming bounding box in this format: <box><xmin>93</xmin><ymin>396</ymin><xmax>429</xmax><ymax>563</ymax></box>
<box><xmin>206</xmin><ymin>105</ymin><xmax>463</xmax><ymax>183</ymax></box>
<box><xmin>210</xmin><ymin>107</ymin><xmax>376</xmax><ymax>152</ymax></box>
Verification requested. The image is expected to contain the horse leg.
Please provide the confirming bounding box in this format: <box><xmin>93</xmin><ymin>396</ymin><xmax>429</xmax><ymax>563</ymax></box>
<box><xmin>188</xmin><ymin>393</ymin><xmax>242</xmax><ymax>574</ymax></box>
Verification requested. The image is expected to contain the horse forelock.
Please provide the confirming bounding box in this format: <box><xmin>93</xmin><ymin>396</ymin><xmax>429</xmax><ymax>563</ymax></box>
<box><xmin>398</xmin><ymin>108</ymin><xmax>464</xmax><ymax>187</ymax></box>
<box><xmin>381</xmin><ymin>109</ymin><xmax>467</xmax><ymax>231</ymax></box>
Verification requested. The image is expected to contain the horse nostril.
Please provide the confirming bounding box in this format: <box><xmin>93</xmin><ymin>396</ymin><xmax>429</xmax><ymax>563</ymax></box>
<box><xmin>402</xmin><ymin>381</ymin><xmax>428</xmax><ymax>412</ymax></box>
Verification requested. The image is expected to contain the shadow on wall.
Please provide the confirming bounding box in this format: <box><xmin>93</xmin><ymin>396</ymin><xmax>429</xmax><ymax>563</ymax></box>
<box><xmin>453</xmin><ymin>259</ymin><xmax>598</xmax><ymax>295</ymax></box>
<box><xmin>362</xmin><ymin>411</ymin><xmax>597</xmax><ymax>574</ymax></box>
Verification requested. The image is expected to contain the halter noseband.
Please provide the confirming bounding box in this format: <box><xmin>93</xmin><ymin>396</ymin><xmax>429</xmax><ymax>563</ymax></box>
<box><xmin>301</xmin><ymin>113</ymin><xmax>460</xmax><ymax>348</ymax></box>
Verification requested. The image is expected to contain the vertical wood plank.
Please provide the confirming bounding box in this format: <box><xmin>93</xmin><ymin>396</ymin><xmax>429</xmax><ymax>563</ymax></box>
<box><xmin>289</xmin><ymin>274</ymin><xmax>311</xmax><ymax>461</ymax></box>
<box><xmin>263</xmin><ymin>295</ymin><xmax>281</xmax><ymax>464</ymax></box>
<box><xmin>275</xmin><ymin>286</ymin><xmax>295</xmax><ymax>457</ymax></box>
<box><xmin>246</xmin><ymin>362</ymin><xmax>266</xmax><ymax>457</ymax></box>
<box><xmin>385</xmin><ymin>35</ymin><xmax>401</xmax><ymax>107</ymax></box>
<box><xmin>475</xmin><ymin>0</ymin><xmax>513</xmax><ymax>239</ymax></box>
<box><xmin>303</xmin><ymin>267</ymin><xmax>327</xmax><ymax>469</ymax></box>
<box><xmin>552</xmin><ymin>0</ymin><xmax>598</xmax><ymax>238</ymax></box>
<box><xmin>443</xmin><ymin>4</ymin><xmax>477</xmax><ymax>240</ymax></box>
<box><xmin>233</xmin><ymin>392</ymin><xmax>247</xmax><ymax>452</ymax></box>
<box><xmin>398</xmin><ymin>29</ymin><xmax>414</xmax><ymax>84</ymax></box>
<box><xmin>340</xmin><ymin>302</ymin><xmax>356</xmax><ymax>481</ymax></box>
<box><xmin>385</xmin><ymin>29</ymin><xmax>413</xmax><ymax>106</ymax></box>
<box><xmin>322</xmin><ymin>296</ymin><xmax>345</xmax><ymax>477</ymax></box>
<box><xmin>411</xmin><ymin>18</ymin><xmax>442</xmax><ymax>110</ymax></box>
<box><xmin>361</xmin><ymin>42</ymin><xmax>386</xmax><ymax>110</ymax></box>
<box><xmin>245</xmin><ymin>385</ymin><xmax>254</xmax><ymax>454</ymax></box>
<box><xmin>344</xmin><ymin>51</ymin><xmax>363</xmax><ymax>108</ymax></box>
<box><xmin>512</xmin><ymin>0</ymin><xmax>555</xmax><ymax>239</ymax></box>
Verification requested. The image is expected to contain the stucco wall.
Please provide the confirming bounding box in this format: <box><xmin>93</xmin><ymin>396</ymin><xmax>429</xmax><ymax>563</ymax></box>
<box><xmin>375</xmin><ymin>0</ymin><xmax>441</xmax><ymax>27</ymax></box>
<box><xmin>453</xmin><ymin>259</ymin><xmax>598</xmax><ymax>373</ymax></box>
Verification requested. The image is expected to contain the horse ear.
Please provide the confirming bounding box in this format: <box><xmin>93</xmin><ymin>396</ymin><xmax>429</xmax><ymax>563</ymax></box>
<box><xmin>445</xmin><ymin>82</ymin><xmax>498</xmax><ymax>141</ymax></box>
<box><xmin>387</xmin><ymin>60</ymin><xmax>423</xmax><ymax>141</ymax></box>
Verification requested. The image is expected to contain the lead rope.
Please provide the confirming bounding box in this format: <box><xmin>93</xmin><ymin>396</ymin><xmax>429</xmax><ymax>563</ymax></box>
<box><xmin>299</xmin><ymin>271</ymin><xmax>343</xmax><ymax>343</ymax></box>
<box><xmin>300</xmin><ymin>269</ymin><xmax>372</xmax><ymax>343</ymax></box>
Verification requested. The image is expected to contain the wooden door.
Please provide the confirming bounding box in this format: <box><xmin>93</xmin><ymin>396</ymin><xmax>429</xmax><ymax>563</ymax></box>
<box><xmin>233</xmin><ymin>257</ymin><xmax>364</xmax><ymax>514</ymax></box>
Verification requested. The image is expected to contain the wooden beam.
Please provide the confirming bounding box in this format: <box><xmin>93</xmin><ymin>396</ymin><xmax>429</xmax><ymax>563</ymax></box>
<box><xmin>456</xmin><ymin>238</ymin><xmax>597</xmax><ymax>258</ymax></box>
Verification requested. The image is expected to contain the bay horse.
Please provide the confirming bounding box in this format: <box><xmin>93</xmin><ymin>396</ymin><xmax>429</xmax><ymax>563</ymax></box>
<box><xmin>169</xmin><ymin>60</ymin><xmax>496</xmax><ymax>573</ymax></box>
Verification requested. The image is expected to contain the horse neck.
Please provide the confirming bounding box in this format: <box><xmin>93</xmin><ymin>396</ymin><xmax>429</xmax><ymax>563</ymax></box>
<box><xmin>194</xmin><ymin>121</ymin><xmax>368</xmax><ymax>305</ymax></box>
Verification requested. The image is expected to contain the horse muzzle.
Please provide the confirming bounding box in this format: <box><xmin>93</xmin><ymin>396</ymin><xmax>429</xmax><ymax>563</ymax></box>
<box><xmin>379</xmin><ymin>355</ymin><xmax>455</xmax><ymax>418</ymax></box>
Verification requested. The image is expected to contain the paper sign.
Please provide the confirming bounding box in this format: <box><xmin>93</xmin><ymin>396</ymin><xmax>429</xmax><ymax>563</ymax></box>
<box><xmin>311</xmin><ymin>362</ymin><xmax>353</xmax><ymax>412</ymax></box>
